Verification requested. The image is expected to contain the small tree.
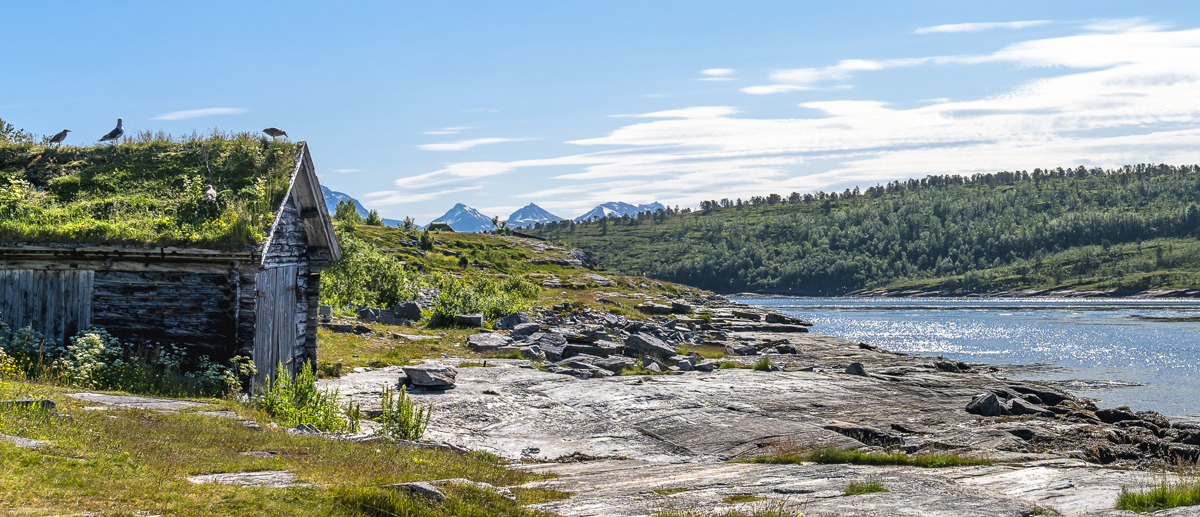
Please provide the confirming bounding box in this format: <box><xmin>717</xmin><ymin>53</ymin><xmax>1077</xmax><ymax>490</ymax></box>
<box><xmin>401</xmin><ymin>216</ymin><xmax>417</xmax><ymax>230</ymax></box>
<box><xmin>419</xmin><ymin>228</ymin><xmax>435</xmax><ymax>251</ymax></box>
<box><xmin>365</xmin><ymin>209</ymin><xmax>383</xmax><ymax>226</ymax></box>
<box><xmin>333</xmin><ymin>200</ymin><xmax>363</xmax><ymax>225</ymax></box>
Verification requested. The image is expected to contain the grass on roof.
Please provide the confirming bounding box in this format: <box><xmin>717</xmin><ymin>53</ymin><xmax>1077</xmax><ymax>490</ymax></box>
<box><xmin>0</xmin><ymin>130</ymin><xmax>302</xmax><ymax>248</ymax></box>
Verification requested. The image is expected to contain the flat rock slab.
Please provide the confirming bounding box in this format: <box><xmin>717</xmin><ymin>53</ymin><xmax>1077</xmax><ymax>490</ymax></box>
<box><xmin>187</xmin><ymin>470</ymin><xmax>311</xmax><ymax>487</ymax></box>
<box><xmin>0</xmin><ymin>433</ymin><xmax>52</xmax><ymax>450</ymax></box>
<box><xmin>514</xmin><ymin>459</ymin><xmax>1164</xmax><ymax>517</ymax></box>
<box><xmin>67</xmin><ymin>393</ymin><xmax>207</xmax><ymax>412</ymax></box>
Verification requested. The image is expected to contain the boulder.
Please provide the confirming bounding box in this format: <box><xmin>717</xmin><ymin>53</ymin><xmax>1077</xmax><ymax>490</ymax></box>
<box><xmin>595</xmin><ymin>356</ymin><xmax>635</xmax><ymax>373</ymax></box>
<box><xmin>765</xmin><ymin>313</ymin><xmax>810</xmax><ymax>326</ymax></box>
<box><xmin>357</xmin><ymin>307</ymin><xmax>382</xmax><ymax>323</ymax></box>
<box><xmin>693</xmin><ymin>362</ymin><xmax>716</xmax><ymax>372</ymax></box>
<box><xmin>636</xmin><ymin>303</ymin><xmax>674</xmax><ymax>315</ymax></box>
<box><xmin>645</xmin><ymin>363</ymin><xmax>663</xmax><ymax>373</ymax></box>
<box><xmin>453</xmin><ymin>314</ymin><xmax>484</xmax><ymax>327</ymax></box>
<box><xmin>382</xmin><ymin>481</ymin><xmax>445</xmax><ymax>502</ymax></box>
<box><xmin>774</xmin><ymin>344</ymin><xmax>797</xmax><ymax>354</ymax></box>
<box><xmin>934</xmin><ymin>361</ymin><xmax>960</xmax><ymax>373</ymax></box>
<box><xmin>494</xmin><ymin>312</ymin><xmax>532</xmax><ymax>331</ymax></box>
<box><xmin>1097</xmin><ymin>406</ymin><xmax>1139</xmax><ymax>424</ymax></box>
<box><xmin>403</xmin><ymin>363</ymin><xmax>457</xmax><ymax>389</ymax></box>
<box><xmin>845</xmin><ymin>362</ymin><xmax>868</xmax><ymax>376</ymax></box>
<box><xmin>318</xmin><ymin>306</ymin><xmax>333</xmax><ymax>318</ymax></box>
<box><xmin>671</xmin><ymin>302</ymin><xmax>692</xmax><ymax>314</ymax></box>
<box><xmin>966</xmin><ymin>392</ymin><xmax>1011</xmax><ymax>417</ymax></box>
<box><xmin>726</xmin><ymin>343</ymin><xmax>759</xmax><ymax>356</ymax></box>
<box><xmin>519</xmin><ymin>345</ymin><xmax>545</xmax><ymax>361</ymax></box>
<box><xmin>1009</xmin><ymin>398</ymin><xmax>1054</xmax><ymax>418</ymax></box>
<box><xmin>393</xmin><ymin>301</ymin><xmax>423</xmax><ymax>321</ymax></box>
<box><xmin>624</xmin><ymin>333</ymin><xmax>676</xmax><ymax>359</ymax></box>
<box><xmin>467</xmin><ymin>333</ymin><xmax>515</xmax><ymax>353</ymax></box>
<box><xmin>510</xmin><ymin>322</ymin><xmax>540</xmax><ymax>338</ymax></box>
<box><xmin>731</xmin><ymin>310</ymin><xmax>761</xmax><ymax>321</ymax></box>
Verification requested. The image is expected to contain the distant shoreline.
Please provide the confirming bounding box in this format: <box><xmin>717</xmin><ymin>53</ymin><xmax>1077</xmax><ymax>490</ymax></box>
<box><xmin>728</xmin><ymin>288</ymin><xmax>1200</xmax><ymax>299</ymax></box>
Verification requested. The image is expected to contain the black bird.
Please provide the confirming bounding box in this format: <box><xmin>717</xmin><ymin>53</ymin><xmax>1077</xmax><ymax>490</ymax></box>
<box><xmin>48</xmin><ymin>129</ymin><xmax>70</xmax><ymax>145</ymax></box>
<box><xmin>99</xmin><ymin>118</ymin><xmax>124</xmax><ymax>145</ymax></box>
<box><xmin>262</xmin><ymin>127</ymin><xmax>287</xmax><ymax>139</ymax></box>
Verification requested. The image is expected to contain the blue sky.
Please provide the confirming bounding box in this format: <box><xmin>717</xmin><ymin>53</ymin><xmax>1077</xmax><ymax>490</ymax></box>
<box><xmin>5</xmin><ymin>1</ymin><xmax>1200</xmax><ymax>224</ymax></box>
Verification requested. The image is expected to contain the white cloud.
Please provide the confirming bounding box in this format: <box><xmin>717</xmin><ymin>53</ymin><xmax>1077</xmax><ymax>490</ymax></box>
<box><xmin>423</xmin><ymin>126</ymin><xmax>473</xmax><ymax>135</ymax></box>
<box><xmin>702</xmin><ymin>68</ymin><xmax>736</xmax><ymax>76</ymax></box>
<box><xmin>915</xmin><ymin>20</ymin><xmax>1051</xmax><ymax>34</ymax></box>
<box><xmin>151</xmin><ymin>107</ymin><xmax>246</xmax><ymax>120</ymax></box>
<box><xmin>698</xmin><ymin>77</ymin><xmax>736</xmax><ymax>81</ymax></box>
<box><xmin>387</xmin><ymin>23</ymin><xmax>1200</xmax><ymax>216</ymax></box>
<box><xmin>741</xmin><ymin>84</ymin><xmax>814</xmax><ymax>95</ymax></box>
<box><xmin>364</xmin><ymin>186</ymin><xmax>483</xmax><ymax>206</ymax></box>
<box><xmin>333</xmin><ymin>168</ymin><xmax>360</xmax><ymax>174</ymax></box>
<box><xmin>417</xmin><ymin>137</ymin><xmax>537</xmax><ymax>151</ymax></box>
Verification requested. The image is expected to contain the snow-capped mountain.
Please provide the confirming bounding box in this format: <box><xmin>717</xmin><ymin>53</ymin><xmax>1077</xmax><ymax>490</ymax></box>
<box><xmin>431</xmin><ymin>203</ymin><xmax>496</xmax><ymax>233</ymax></box>
<box><xmin>506</xmin><ymin>203</ymin><xmax>563</xmax><ymax>228</ymax></box>
<box><xmin>320</xmin><ymin>186</ymin><xmax>404</xmax><ymax>227</ymax></box>
<box><xmin>573</xmin><ymin>201</ymin><xmax>665</xmax><ymax>222</ymax></box>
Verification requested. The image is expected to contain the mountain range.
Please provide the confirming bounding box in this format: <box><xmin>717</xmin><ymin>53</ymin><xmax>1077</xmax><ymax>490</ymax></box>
<box><xmin>573</xmin><ymin>201</ymin><xmax>665</xmax><ymax>222</ymax></box>
<box><xmin>322</xmin><ymin>187</ymin><xmax>663</xmax><ymax>232</ymax></box>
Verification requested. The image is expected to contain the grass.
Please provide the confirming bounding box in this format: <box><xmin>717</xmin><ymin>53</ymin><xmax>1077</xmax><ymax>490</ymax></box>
<box><xmin>844</xmin><ymin>478</ymin><xmax>888</xmax><ymax>495</ymax></box>
<box><xmin>743</xmin><ymin>447</ymin><xmax>993</xmax><ymax>468</ymax></box>
<box><xmin>653</xmin><ymin>487</ymin><xmax>690</xmax><ymax>496</ymax></box>
<box><xmin>721</xmin><ymin>494</ymin><xmax>766</xmax><ymax>504</ymax></box>
<box><xmin>752</xmin><ymin>358</ymin><xmax>771</xmax><ymax>371</ymax></box>
<box><xmin>1116</xmin><ymin>477</ymin><xmax>1200</xmax><ymax>513</ymax></box>
<box><xmin>718</xmin><ymin>361</ymin><xmax>752</xmax><ymax>370</ymax></box>
<box><xmin>676</xmin><ymin>344</ymin><xmax>727</xmax><ymax>360</ymax></box>
<box><xmin>654</xmin><ymin>500</ymin><xmax>797</xmax><ymax>517</ymax></box>
<box><xmin>0</xmin><ymin>378</ymin><xmax>556</xmax><ymax>515</ymax></box>
<box><xmin>0</xmin><ymin>132</ymin><xmax>300</xmax><ymax>247</ymax></box>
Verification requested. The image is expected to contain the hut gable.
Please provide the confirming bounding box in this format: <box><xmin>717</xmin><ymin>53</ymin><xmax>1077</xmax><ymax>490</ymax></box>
<box><xmin>0</xmin><ymin>141</ymin><xmax>340</xmax><ymax>386</ymax></box>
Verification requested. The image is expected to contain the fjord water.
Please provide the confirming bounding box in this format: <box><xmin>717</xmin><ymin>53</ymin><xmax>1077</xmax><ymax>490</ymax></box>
<box><xmin>736</xmin><ymin>297</ymin><xmax>1200</xmax><ymax>420</ymax></box>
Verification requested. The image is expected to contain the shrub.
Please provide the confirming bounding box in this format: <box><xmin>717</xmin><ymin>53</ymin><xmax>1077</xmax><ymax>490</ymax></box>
<box><xmin>429</xmin><ymin>273</ymin><xmax>539</xmax><ymax>325</ymax></box>
<box><xmin>375</xmin><ymin>385</ymin><xmax>431</xmax><ymax>440</ymax></box>
<box><xmin>0</xmin><ymin>348</ymin><xmax>18</xmax><ymax>379</ymax></box>
<box><xmin>252</xmin><ymin>362</ymin><xmax>359</xmax><ymax>433</ymax></box>
<box><xmin>321</xmin><ymin>228</ymin><xmax>422</xmax><ymax>309</ymax></box>
<box><xmin>752</xmin><ymin>357</ymin><xmax>771</xmax><ymax>371</ymax></box>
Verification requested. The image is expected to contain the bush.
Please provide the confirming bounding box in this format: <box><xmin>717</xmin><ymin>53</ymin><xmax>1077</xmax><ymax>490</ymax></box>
<box><xmin>321</xmin><ymin>228</ymin><xmax>422</xmax><ymax>309</ymax></box>
<box><xmin>429</xmin><ymin>273</ymin><xmax>539</xmax><ymax>325</ymax></box>
<box><xmin>252</xmin><ymin>362</ymin><xmax>359</xmax><ymax>433</ymax></box>
<box><xmin>375</xmin><ymin>385</ymin><xmax>431</xmax><ymax>440</ymax></box>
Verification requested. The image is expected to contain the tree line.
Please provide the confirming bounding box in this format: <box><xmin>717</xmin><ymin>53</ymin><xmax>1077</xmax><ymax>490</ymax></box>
<box><xmin>530</xmin><ymin>164</ymin><xmax>1200</xmax><ymax>294</ymax></box>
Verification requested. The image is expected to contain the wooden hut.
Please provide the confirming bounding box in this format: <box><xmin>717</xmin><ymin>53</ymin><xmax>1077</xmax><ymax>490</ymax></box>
<box><xmin>0</xmin><ymin>143</ymin><xmax>340</xmax><ymax>386</ymax></box>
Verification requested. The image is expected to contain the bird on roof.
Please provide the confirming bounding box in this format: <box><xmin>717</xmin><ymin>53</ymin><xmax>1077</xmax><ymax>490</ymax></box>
<box><xmin>48</xmin><ymin>129</ymin><xmax>70</xmax><ymax>145</ymax></box>
<box><xmin>204</xmin><ymin>184</ymin><xmax>217</xmax><ymax>203</ymax></box>
<box><xmin>262</xmin><ymin>127</ymin><xmax>287</xmax><ymax>139</ymax></box>
<box><xmin>99</xmin><ymin>118</ymin><xmax>124</xmax><ymax>145</ymax></box>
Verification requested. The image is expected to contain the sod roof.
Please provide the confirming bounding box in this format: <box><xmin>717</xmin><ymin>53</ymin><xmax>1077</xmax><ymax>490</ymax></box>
<box><xmin>0</xmin><ymin>132</ymin><xmax>303</xmax><ymax>248</ymax></box>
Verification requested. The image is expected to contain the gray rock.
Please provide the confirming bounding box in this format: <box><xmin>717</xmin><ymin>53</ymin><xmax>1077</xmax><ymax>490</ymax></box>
<box><xmin>467</xmin><ymin>333</ymin><xmax>515</xmax><ymax>353</ymax></box>
<box><xmin>645</xmin><ymin>362</ymin><xmax>663</xmax><ymax>373</ymax></box>
<box><xmin>453</xmin><ymin>314</ymin><xmax>484</xmax><ymax>327</ymax></box>
<box><xmin>1009</xmin><ymin>398</ymin><xmax>1055</xmax><ymax>418</ymax></box>
<box><xmin>635</xmin><ymin>303</ymin><xmax>674</xmax><ymax>314</ymax></box>
<box><xmin>393</xmin><ymin>301</ymin><xmax>423</xmax><ymax>321</ymax></box>
<box><xmin>318</xmin><ymin>306</ymin><xmax>333</xmax><ymax>318</ymax></box>
<box><xmin>934</xmin><ymin>361</ymin><xmax>961</xmax><ymax>373</ymax></box>
<box><xmin>671</xmin><ymin>302</ymin><xmax>693</xmax><ymax>314</ymax></box>
<box><xmin>966</xmin><ymin>392</ymin><xmax>1011</xmax><ymax>417</ymax></box>
<box><xmin>403</xmin><ymin>363</ymin><xmax>457</xmax><ymax>389</ymax></box>
<box><xmin>845</xmin><ymin>362</ymin><xmax>868</xmax><ymax>376</ymax></box>
<box><xmin>1097</xmin><ymin>406</ymin><xmax>1139</xmax><ymax>424</ymax></box>
<box><xmin>726</xmin><ymin>343</ymin><xmax>759</xmax><ymax>356</ymax></box>
<box><xmin>775</xmin><ymin>344</ymin><xmax>797</xmax><ymax>354</ymax></box>
<box><xmin>494</xmin><ymin>312</ymin><xmax>532</xmax><ymax>330</ymax></box>
<box><xmin>357</xmin><ymin>307</ymin><xmax>382</xmax><ymax>322</ymax></box>
<box><xmin>693</xmin><ymin>361</ymin><xmax>716</xmax><ymax>372</ymax></box>
<box><xmin>382</xmin><ymin>481</ymin><xmax>445</xmax><ymax>502</ymax></box>
<box><xmin>519</xmin><ymin>345</ymin><xmax>545</xmax><ymax>361</ymax></box>
<box><xmin>328</xmin><ymin>324</ymin><xmax>355</xmax><ymax>333</ymax></box>
<box><xmin>732</xmin><ymin>310</ymin><xmax>761</xmax><ymax>321</ymax></box>
<box><xmin>0</xmin><ymin>432</ymin><xmax>52</xmax><ymax>449</ymax></box>
<box><xmin>511</xmin><ymin>322</ymin><xmax>540</xmax><ymax>338</ymax></box>
<box><xmin>625</xmin><ymin>333</ymin><xmax>676</xmax><ymax>359</ymax></box>
<box><xmin>595</xmin><ymin>356</ymin><xmax>635</xmax><ymax>373</ymax></box>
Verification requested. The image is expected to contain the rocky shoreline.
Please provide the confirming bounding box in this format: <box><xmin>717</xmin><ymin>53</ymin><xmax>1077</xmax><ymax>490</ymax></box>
<box><xmin>734</xmin><ymin>288</ymin><xmax>1200</xmax><ymax>298</ymax></box>
<box><xmin>322</xmin><ymin>291</ymin><xmax>1196</xmax><ymax>516</ymax></box>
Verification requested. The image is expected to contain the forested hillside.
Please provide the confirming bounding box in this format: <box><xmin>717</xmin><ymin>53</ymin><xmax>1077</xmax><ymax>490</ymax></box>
<box><xmin>530</xmin><ymin>164</ymin><xmax>1200</xmax><ymax>294</ymax></box>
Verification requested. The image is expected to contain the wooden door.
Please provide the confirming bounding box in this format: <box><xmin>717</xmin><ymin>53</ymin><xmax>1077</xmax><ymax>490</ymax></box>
<box><xmin>0</xmin><ymin>270</ymin><xmax>94</xmax><ymax>349</ymax></box>
<box><xmin>253</xmin><ymin>265</ymin><xmax>298</xmax><ymax>388</ymax></box>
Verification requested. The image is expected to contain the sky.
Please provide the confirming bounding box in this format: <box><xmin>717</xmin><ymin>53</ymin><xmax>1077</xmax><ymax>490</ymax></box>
<box><xmin>4</xmin><ymin>1</ymin><xmax>1200</xmax><ymax>224</ymax></box>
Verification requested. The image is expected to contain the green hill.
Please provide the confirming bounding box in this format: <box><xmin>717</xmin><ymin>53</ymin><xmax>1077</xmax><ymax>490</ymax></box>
<box><xmin>530</xmin><ymin>164</ymin><xmax>1200</xmax><ymax>294</ymax></box>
